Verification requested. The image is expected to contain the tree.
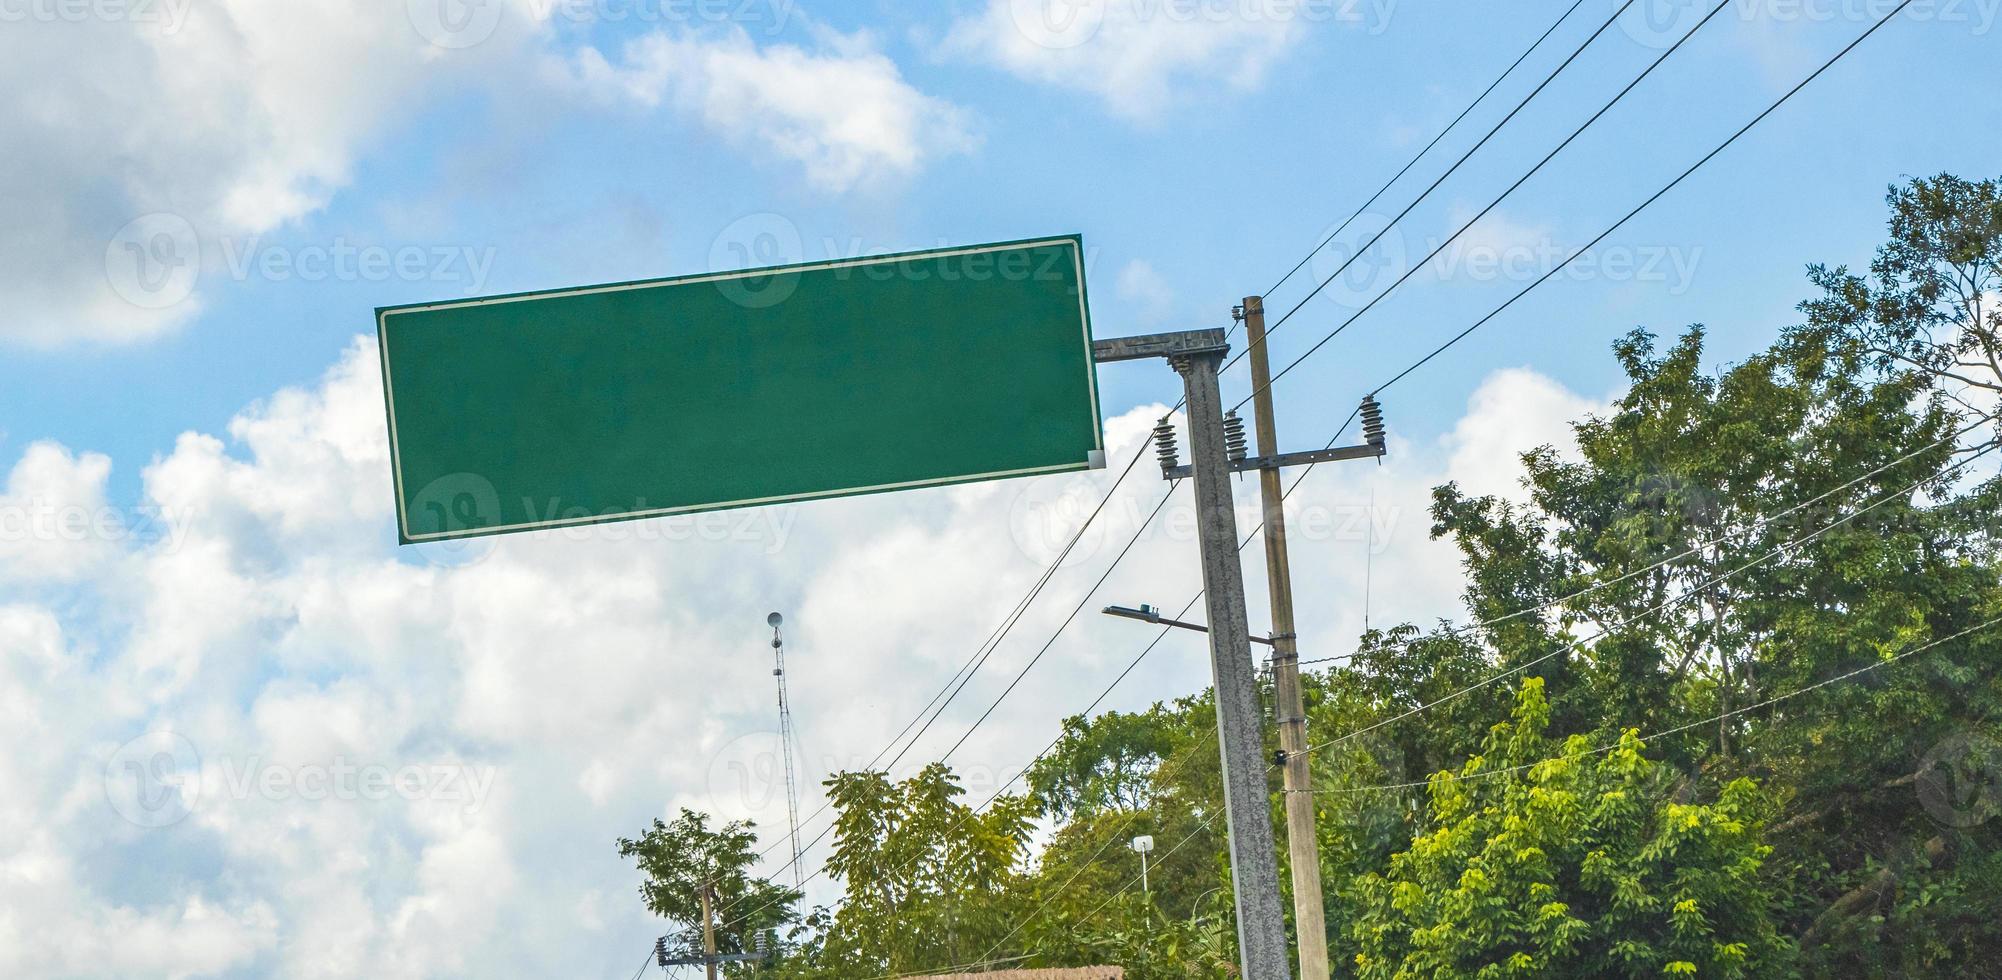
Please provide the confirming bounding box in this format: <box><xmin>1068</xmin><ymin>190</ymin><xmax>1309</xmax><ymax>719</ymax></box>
<box><xmin>1796</xmin><ymin>173</ymin><xmax>2002</xmax><ymax>443</ymax></box>
<box><xmin>804</xmin><ymin>763</ymin><xmax>1036</xmax><ymax>977</ymax></box>
<box><xmin>1027</xmin><ymin>705</ymin><xmax>1181</xmax><ymax>820</ymax></box>
<box><xmin>1350</xmin><ymin>678</ymin><xmax>1793</xmax><ymax>978</ymax></box>
<box><xmin>617</xmin><ymin>809</ymin><xmax>801</xmax><ymax>961</ymax></box>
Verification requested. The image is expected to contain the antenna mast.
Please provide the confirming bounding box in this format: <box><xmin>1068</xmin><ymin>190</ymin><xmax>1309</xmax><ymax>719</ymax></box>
<box><xmin>766</xmin><ymin>612</ymin><xmax>804</xmax><ymax>894</ymax></box>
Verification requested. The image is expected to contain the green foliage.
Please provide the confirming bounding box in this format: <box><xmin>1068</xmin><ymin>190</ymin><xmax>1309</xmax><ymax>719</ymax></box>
<box><xmin>627</xmin><ymin>173</ymin><xmax>2002</xmax><ymax>978</ymax></box>
<box><xmin>798</xmin><ymin>763</ymin><xmax>1037</xmax><ymax>977</ymax></box>
<box><xmin>1794</xmin><ymin>173</ymin><xmax>2001</xmax><ymax>436</ymax></box>
<box><xmin>1349</xmin><ymin>679</ymin><xmax>1792</xmax><ymax>978</ymax></box>
<box><xmin>617</xmin><ymin>809</ymin><xmax>800</xmax><ymax>954</ymax></box>
<box><xmin>1027</xmin><ymin>706</ymin><xmax>1182</xmax><ymax>819</ymax></box>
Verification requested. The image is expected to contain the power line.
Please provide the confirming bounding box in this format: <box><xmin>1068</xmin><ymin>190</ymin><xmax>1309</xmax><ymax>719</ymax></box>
<box><xmin>1221</xmin><ymin>0</ymin><xmax>1650</xmax><ymax>378</ymax></box>
<box><xmin>1294</xmin><ymin>415</ymin><xmax>1995</xmax><ymax>670</ymax></box>
<box><xmin>714</xmin><ymin>446</ymin><xmax>1188</xmax><ymax>930</ymax></box>
<box><xmin>879</xmin><ymin>437</ymin><xmax>1155</xmax><ymax>774</ymax></box>
<box><xmin>723</xmin><ymin>0</ymin><xmax>1894</xmax><ymax>927</ymax></box>
<box><xmin>1299</xmin><ymin>613</ymin><xmax>2002</xmax><ymax>796</ymax></box>
<box><xmin>716</xmin><ymin>406</ymin><xmax>1341</xmax><ymax>932</ymax></box>
<box><xmin>730</xmin><ymin>435</ymin><xmax>1156</xmax><ymax>892</ymax></box>
<box><xmin>718</xmin><ymin>0</ymin><xmax>1644</xmax><ymax>905</ymax></box>
<box><xmin>1251</xmin><ymin>0</ymin><xmax>1919</xmax><ymax>410</ymax></box>
<box><xmin>1258</xmin><ymin>0</ymin><xmax>1594</xmax><ymax>303</ymax></box>
<box><xmin>748</xmin><ymin>406</ymin><xmax>1376</xmax><ymax>949</ymax></box>
<box><xmin>976</xmin><ymin>426</ymin><xmax>1999</xmax><ymax>965</ymax></box>
<box><xmin>912</xmin><ymin>426</ymin><xmax>1992</xmax><ymax>962</ymax></box>
<box><xmin>940</xmin><ymin>484</ymin><xmax>1182</xmax><ymax>763</ymax></box>
<box><xmin>1302</xmin><ymin>437</ymin><xmax>2000</xmax><ymax>758</ymax></box>
<box><xmin>1234</xmin><ymin>0</ymin><xmax>1737</xmax><ymax>413</ymax></box>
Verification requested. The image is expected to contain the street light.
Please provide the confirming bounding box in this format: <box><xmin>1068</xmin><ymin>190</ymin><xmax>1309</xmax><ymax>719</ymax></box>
<box><xmin>1102</xmin><ymin>604</ymin><xmax>1277</xmax><ymax>646</ymax></box>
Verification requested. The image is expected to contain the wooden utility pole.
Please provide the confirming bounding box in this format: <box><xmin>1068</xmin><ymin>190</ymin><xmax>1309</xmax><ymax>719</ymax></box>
<box><xmin>1243</xmin><ymin>295</ymin><xmax>1331</xmax><ymax>980</ymax></box>
<box><xmin>701</xmin><ymin>883</ymin><xmax>719</xmax><ymax>980</ymax></box>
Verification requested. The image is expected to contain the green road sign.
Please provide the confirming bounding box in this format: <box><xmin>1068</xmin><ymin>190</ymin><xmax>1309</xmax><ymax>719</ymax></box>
<box><xmin>376</xmin><ymin>236</ymin><xmax>1103</xmax><ymax>544</ymax></box>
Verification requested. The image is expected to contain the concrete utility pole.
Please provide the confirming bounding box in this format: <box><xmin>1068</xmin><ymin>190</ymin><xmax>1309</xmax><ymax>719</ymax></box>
<box><xmin>1242</xmin><ymin>295</ymin><xmax>1329</xmax><ymax>980</ymax></box>
<box><xmin>1096</xmin><ymin>327</ymin><xmax>1384</xmax><ymax>978</ymax></box>
<box><xmin>1095</xmin><ymin>329</ymin><xmax>1293</xmax><ymax>980</ymax></box>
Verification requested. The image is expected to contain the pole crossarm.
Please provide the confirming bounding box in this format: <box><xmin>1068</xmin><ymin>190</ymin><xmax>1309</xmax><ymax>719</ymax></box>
<box><xmin>662</xmin><ymin>953</ymin><xmax>766</xmax><ymax>967</ymax></box>
<box><xmin>1163</xmin><ymin>441</ymin><xmax>1384</xmax><ymax>481</ymax></box>
<box><xmin>1091</xmin><ymin>328</ymin><xmax>1228</xmax><ymax>364</ymax></box>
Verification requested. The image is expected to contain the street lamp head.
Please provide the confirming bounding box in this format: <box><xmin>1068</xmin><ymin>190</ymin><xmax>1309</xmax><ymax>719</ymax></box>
<box><xmin>1130</xmin><ymin>835</ymin><xmax>1155</xmax><ymax>854</ymax></box>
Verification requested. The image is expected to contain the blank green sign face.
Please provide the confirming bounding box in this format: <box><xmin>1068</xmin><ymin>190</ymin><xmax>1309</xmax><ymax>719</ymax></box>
<box><xmin>377</xmin><ymin>236</ymin><xmax>1103</xmax><ymax>543</ymax></box>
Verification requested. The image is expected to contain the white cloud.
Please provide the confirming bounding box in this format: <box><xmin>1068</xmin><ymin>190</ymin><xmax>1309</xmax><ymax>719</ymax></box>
<box><xmin>0</xmin><ymin>443</ymin><xmax>119</xmax><ymax>584</ymax></box>
<box><xmin>5</xmin><ymin>4</ymin><xmax>974</xmax><ymax>347</ymax></box>
<box><xmin>1441</xmin><ymin>367</ymin><xmax>1609</xmax><ymax>502</ymax></box>
<box><xmin>1115</xmin><ymin>258</ymin><xmax>1175</xmax><ymax>323</ymax></box>
<box><xmin>939</xmin><ymin>0</ymin><xmax>1374</xmax><ymax>121</ymax></box>
<box><xmin>0</xmin><ymin>338</ymin><xmax>1597</xmax><ymax>976</ymax></box>
<box><xmin>560</xmin><ymin>26</ymin><xmax>977</xmax><ymax>192</ymax></box>
<box><xmin>0</xmin><ymin>1</ymin><xmax>540</xmax><ymax>347</ymax></box>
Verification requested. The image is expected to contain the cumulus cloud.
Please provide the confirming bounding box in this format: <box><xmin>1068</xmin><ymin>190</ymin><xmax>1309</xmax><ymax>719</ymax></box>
<box><xmin>938</xmin><ymin>0</ymin><xmax>1385</xmax><ymax>121</ymax></box>
<box><xmin>0</xmin><ymin>338</ymin><xmax>1595</xmax><ymax>975</ymax></box>
<box><xmin>1115</xmin><ymin>258</ymin><xmax>1175</xmax><ymax>323</ymax></box>
<box><xmin>560</xmin><ymin>26</ymin><xmax>977</xmax><ymax>192</ymax></box>
<box><xmin>4</xmin><ymin>3</ymin><xmax>974</xmax><ymax>347</ymax></box>
<box><xmin>0</xmin><ymin>1</ymin><xmax>535</xmax><ymax>347</ymax></box>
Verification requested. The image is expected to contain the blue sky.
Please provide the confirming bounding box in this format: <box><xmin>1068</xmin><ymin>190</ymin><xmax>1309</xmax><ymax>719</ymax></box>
<box><xmin>1</xmin><ymin>1</ymin><xmax>1997</xmax><ymax>976</ymax></box>
<box><xmin>8</xmin><ymin>0</ymin><xmax>1995</xmax><ymax>505</ymax></box>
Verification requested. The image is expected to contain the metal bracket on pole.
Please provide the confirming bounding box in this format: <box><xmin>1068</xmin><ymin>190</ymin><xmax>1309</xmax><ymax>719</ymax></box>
<box><xmin>1091</xmin><ymin>328</ymin><xmax>1228</xmax><ymax>364</ymax></box>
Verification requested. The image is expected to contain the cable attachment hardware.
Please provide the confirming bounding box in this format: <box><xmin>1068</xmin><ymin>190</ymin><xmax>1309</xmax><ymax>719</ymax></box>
<box><xmin>1153</xmin><ymin>418</ymin><xmax>1181</xmax><ymax>476</ymax></box>
<box><xmin>1224</xmin><ymin>410</ymin><xmax>1249</xmax><ymax>464</ymax></box>
<box><xmin>1360</xmin><ymin>395</ymin><xmax>1387</xmax><ymax>449</ymax></box>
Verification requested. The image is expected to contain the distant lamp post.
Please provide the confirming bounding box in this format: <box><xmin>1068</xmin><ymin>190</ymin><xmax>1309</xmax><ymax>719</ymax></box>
<box><xmin>1131</xmin><ymin>835</ymin><xmax>1156</xmax><ymax>899</ymax></box>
